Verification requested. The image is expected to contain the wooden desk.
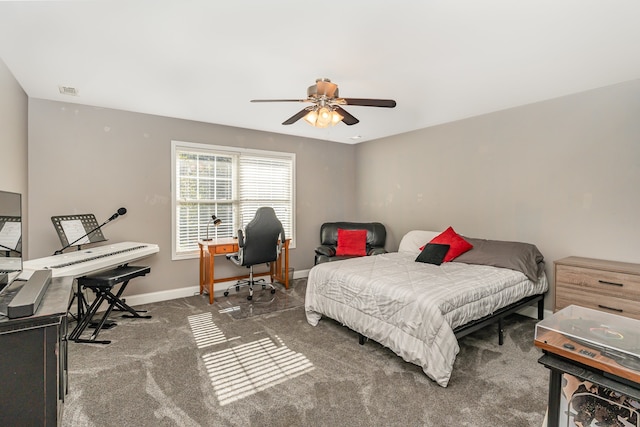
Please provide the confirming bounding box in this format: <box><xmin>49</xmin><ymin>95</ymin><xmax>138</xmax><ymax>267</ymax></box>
<box><xmin>198</xmin><ymin>238</ymin><xmax>290</xmax><ymax>304</ymax></box>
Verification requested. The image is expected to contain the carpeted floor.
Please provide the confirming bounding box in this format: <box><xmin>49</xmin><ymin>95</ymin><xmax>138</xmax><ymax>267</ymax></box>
<box><xmin>61</xmin><ymin>279</ymin><xmax>548</xmax><ymax>427</ymax></box>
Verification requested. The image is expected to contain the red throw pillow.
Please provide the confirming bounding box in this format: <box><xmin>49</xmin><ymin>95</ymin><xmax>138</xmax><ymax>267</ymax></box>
<box><xmin>335</xmin><ymin>229</ymin><xmax>368</xmax><ymax>256</ymax></box>
<box><xmin>428</xmin><ymin>226</ymin><xmax>473</xmax><ymax>262</ymax></box>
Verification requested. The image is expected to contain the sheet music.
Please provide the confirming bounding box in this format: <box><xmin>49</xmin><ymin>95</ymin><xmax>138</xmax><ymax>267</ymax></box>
<box><xmin>0</xmin><ymin>222</ymin><xmax>21</xmax><ymax>250</ymax></box>
<box><xmin>60</xmin><ymin>220</ymin><xmax>91</xmax><ymax>245</ymax></box>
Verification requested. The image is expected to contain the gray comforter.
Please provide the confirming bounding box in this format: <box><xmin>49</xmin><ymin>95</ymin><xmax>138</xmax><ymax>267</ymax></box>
<box><xmin>305</xmin><ymin>252</ymin><xmax>548</xmax><ymax>386</ymax></box>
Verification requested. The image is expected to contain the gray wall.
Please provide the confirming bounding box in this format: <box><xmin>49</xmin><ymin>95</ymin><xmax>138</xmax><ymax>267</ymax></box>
<box><xmin>27</xmin><ymin>99</ymin><xmax>356</xmax><ymax>296</ymax></box>
<box><xmin>355</xmin><ymin>79</ymin><xmax>640</xmax><ymax>309</ymax></box>
<box><xmin>24</xmin><ymin>79</ymin><xmax>640</xmax><ymax>307</ymax></box>
<box><xmin>0</xmin><ymin>59</ymin><xmax>28</xmax><ymax>253</ymax></box>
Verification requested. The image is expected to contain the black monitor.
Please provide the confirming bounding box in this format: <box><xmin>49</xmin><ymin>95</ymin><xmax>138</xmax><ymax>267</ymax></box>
<box><xmin>0</xmin><ymin>190</ymin><xmax>22</xmax><ymax>293</ymax></box>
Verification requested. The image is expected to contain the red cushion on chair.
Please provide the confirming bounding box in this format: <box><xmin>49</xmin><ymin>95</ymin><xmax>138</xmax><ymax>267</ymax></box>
<box><xmin>428</xmin><ymin>226</ymin><xmax>473</xmax><ymax>262</ymax></box>
<box><xmin>336</xmin><ymin>229</ymin><xmax>368</xmax><ymax>256</ymax></box>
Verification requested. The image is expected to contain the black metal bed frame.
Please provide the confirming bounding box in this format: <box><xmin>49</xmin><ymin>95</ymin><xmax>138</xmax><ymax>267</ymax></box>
<box><xmin>452</xmin><ymin>292</ymin><xmax>545</xmax><ymax>344</ymax></box>
<box><xmin>358</xmin><ymin>292</ymin><xmax>545</xmax><ymax>346</ymax></box>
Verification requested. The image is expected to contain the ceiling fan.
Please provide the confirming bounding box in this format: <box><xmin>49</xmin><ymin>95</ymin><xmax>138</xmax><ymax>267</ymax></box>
<box><xmin>250</xmin><ymin>78</ymin><xmax>396</xmax><ymax>128</ymax></box>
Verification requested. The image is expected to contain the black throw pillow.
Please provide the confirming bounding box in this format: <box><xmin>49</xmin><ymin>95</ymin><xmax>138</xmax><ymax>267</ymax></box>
<box><xmin>415</xmin><ymin>243</ymin><xmax>450</xmax><ymax>265</ymax></box>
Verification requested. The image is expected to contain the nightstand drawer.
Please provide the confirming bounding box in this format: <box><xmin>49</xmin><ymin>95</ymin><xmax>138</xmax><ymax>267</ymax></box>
<box><xmin>214</xmin><ymin>244</ymin><xmax>237</xmax><ymax>254</ymax></box>
<box><xmin>555</xmin><ymin>265</ymin><xmax>640</xmax><ymax>300</ymax></box>
<box><xmin>556</xmin><ymin>289</ymin><xmax>640</xmax><ymax>320</ymax></box>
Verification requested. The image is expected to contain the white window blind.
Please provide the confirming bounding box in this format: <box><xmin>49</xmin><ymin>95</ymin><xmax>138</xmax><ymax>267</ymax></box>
<box><xmin>172</xmin><ymin>141</ymin><xmax>295</xmax><ymax>259</ymax></box>
<box><xmin>238</xmin><ymin>155</ymin><xmax>293</xmax><ymax>241</ymax></box>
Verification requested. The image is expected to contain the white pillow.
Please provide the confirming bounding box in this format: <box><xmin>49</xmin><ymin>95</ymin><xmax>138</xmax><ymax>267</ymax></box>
<box><xmin>397</xmin><ymin>230</ymin><xmax>442</xmax><ymax>254</ymax></box>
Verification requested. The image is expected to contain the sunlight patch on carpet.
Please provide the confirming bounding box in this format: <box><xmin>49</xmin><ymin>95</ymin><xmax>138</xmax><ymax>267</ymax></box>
<box><xmin>188</xmin><ymin>312</ymin><xmax>233</xmax><ymax>348</ymax></box>
<box><xmin>203</xmin><ymin>335</ymin><xmax>314</xmax><ymax>406</ymax></box>
<box><xmin>218</xmin><ymin>306</ymin><xmax>241</xmax><ymax>314</ymax></box>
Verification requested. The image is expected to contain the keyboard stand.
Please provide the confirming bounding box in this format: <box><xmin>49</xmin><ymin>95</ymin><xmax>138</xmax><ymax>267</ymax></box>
<box><xmin>68</xmin><ymin>265</ymin><xmax>151</xmax><ymax>344</ymax></box>
<box><xmin>67</xmin><ymin>279</ymin><xmax>90</xmax><ymax>322</ymax></box>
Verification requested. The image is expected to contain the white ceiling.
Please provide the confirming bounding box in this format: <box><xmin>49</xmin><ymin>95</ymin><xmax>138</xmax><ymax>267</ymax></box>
<box><xmin>1</xmin><ymin>1</ymin><xmax>639</xmax><ymax>144</ymax></box>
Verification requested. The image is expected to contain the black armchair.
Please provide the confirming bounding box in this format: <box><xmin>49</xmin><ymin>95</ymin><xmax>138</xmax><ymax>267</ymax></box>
<box><xmin>314</xmin><ymin>222</ymin><xmax>387</xmax><ymax>265</ymax></box>
<box><xmin>224</xmin><ymin>207</ymin><xmax>286</xmax><ymax>300</ymax></box>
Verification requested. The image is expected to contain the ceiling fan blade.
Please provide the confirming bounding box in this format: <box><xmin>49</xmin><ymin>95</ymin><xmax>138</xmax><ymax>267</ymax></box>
<box><xmin>334</xmin><ymin>106</ymin><xmax>359</xmax><ymax>126</ymax></box>
<box><xmin>282</xmin><ymin>109</ymin><xmax>310</xmax><ymax>125</ymax></box>
<box><xmin>251</xmin><ymin>99</ymin><xmax>310</xmax><ymax>103</ymax></box>
<box><xmin>341</xmin><ymin>98</ymin><xmax>397</xmax><ymax>108</ymax></box>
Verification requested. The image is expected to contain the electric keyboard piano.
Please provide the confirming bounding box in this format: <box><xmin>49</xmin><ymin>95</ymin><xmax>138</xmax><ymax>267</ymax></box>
<box><xmin>23</xmin><ymin>241</ymin><xmax>159</xmax><ymax>278</ymax></box>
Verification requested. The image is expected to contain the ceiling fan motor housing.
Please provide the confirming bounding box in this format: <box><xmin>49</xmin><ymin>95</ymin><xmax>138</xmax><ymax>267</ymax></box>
<box><xmin>308</xmin><ymin>78</ymin><xmax>339</xmax><ymax>99</ymax></box>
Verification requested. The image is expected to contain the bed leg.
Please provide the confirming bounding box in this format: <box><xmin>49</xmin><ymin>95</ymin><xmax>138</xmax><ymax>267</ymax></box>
<box><xmin>498</xmin><ymin>317</ymin><xmax>504</xmax><ymax>346</ymax></box>
<box><xmin>358</xmin><ymin>333</ymin><xmax>367</xmax><ymax>345</ymax></box>
<box><xmin>537</xmin><ymin>297</ymin><xmax>544</xmax><ymax>320</ymax></box>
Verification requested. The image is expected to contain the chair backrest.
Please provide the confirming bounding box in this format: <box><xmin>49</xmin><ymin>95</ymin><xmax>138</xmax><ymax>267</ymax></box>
<box><xmin>240</xmin><ymin>207</ymin><xmax>285</xmax><ymax>267</ymax></box>
<box><xmin>320</xmin><ymin>222</ymin><xmax>386</xmax><ymax>248</ymax></box>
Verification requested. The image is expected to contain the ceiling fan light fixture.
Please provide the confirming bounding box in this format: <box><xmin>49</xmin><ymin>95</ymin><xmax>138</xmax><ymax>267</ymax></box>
<box><xmin>331</xmin><ymin>109</ymin><xmax>343</xmax><ymax>125</ymax></box>
<box><xmin>303</xmin><ymin>109</ymin><xmax>319</xmax><ymax>126</ymax></box>
<box><xmin>316</xmin><ymin>106</ymin><xmax>332</xmax><ymax>128</ymax></box>
<box><xmin>304</xmin><ymin>106</ymin><xmax>343</xmax><ymax>128</ymax></box>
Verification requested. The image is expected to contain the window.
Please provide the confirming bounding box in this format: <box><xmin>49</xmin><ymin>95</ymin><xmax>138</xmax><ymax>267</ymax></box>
<box><xmin>171</xmin><ymin>141</ymin><xmax>295</xmax><ymax>259</ymax></box>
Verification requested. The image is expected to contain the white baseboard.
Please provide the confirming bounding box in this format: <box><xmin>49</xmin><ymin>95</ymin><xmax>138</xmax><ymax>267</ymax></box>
<box><xmin>517</xmin><ymin>305</ymin><xmax>553</xmax><ymax>320</ymax></box>
<box><xmin>122</xmin><ymin>268</ymin><xmax>311</xmax><ymax>307</ymax></box>
<box><xmin>72</xmin><ymin>269</ymin><xmax>549</xmax><ymax>321</ymax></box>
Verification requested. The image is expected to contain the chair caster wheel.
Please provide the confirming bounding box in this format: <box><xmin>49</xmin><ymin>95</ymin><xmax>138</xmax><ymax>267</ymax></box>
<box><xmin>247</xmin><ymin>295</ymin><xmax>253</xmax><ymax>301</ymax></box>
<box><xmin>270</xmin><ymin>289</ymin><xmax>276</xmax><ymax>294</ymax></box>
<box><xmin>223</xmin><ymin>291</ymin><xmax>229</xmax><ymax>297</ymax></box>
<box><xmin>236</xmin><ymin>286</ymin><xmax>240</xmax><ymax>292</ymax></box>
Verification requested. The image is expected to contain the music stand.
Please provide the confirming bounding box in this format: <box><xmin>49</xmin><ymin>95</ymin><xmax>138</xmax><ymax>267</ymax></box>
<box><xmin>51</xmin><ymin>214</ymin><xmax>108</xmax><ymax>322</ymax></box>
<box><xmin>51</xmin><ymin>214</ymin><xmax>107</xmax><ymax>250</ymax></box>
<box><xmin>0</xmin><ymin>216</ymin><xmax>22</xmax><ymax>256</ymax></box>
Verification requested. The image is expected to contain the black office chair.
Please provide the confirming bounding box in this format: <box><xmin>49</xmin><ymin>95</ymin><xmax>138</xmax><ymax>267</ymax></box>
<box><xmin>224</xmin><ymin>207</ymin><xmax>285</xmax><ymax>301</ymax></box>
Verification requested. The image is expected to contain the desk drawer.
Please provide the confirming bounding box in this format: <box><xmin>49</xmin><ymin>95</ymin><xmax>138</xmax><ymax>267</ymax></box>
<box><xmin>215</xmin><ymin>244</ymin><xmax>236</xmax><ymax>255</ymax></box>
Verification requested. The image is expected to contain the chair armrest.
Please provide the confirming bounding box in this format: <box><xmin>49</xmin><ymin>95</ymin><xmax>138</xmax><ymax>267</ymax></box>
<box><xmin>368</xmin><ymin>247</ymin><xmax>387</xmax><ymax>256</ymax></box>
<box><xmin>237</xmin><ymin>229</ymin><xmax>245</xmax><ymax>247</ymax></box>
<box><xmin>315</xmin><ymin>245</ymin><xmax>336</xmax><ymax>257</ymax></box>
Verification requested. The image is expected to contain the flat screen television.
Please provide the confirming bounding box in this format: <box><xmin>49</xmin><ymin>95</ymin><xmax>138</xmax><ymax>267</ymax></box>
<box><xmin>0</xmin><ymin>190</ymin><xmax>22</xmax><ymax>293</ymax></box>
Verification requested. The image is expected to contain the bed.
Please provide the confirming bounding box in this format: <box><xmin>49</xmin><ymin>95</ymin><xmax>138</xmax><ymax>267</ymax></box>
<box><xmin>305</xmin><ymin>229</ymin><xmax>548</xmax><ymax>387</ymax></box>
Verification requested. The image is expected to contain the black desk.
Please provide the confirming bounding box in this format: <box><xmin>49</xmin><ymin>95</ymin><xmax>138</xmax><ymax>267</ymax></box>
<box><xmin>539</xmin><ymin>353</ymin><xmax>640</xmax><ymax>427</ymax></box>
<box><xmin>0</xmin><ymin>275</ymin><xmax>74</xmax><ymax>427</ymax></box>
<box><xmin>535</xmin><ymin>305</ymin><xmax>640</xmax><ymax>427</ymax></box>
